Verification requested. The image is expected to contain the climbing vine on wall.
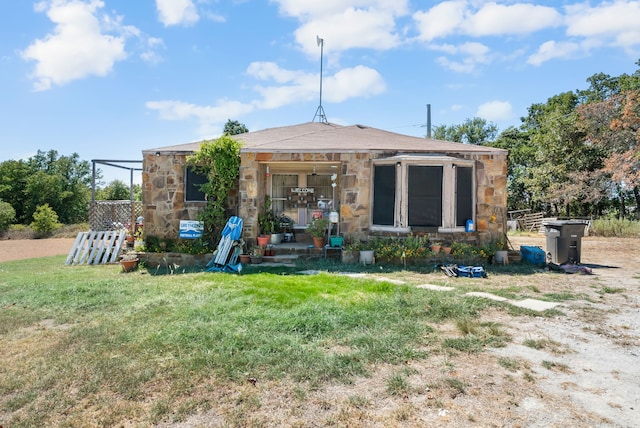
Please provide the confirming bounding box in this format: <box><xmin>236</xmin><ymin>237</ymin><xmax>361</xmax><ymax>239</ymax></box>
<box><xmin>186</xmin><ymin>135</ymin><xmax>241</xmax><ymax>244</ymax></box>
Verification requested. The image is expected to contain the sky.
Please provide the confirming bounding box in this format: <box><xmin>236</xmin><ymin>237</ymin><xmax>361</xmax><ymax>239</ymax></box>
<box><xmin>1</xmin><ymin>0</ymin><xmax>639</xmax><ymax>185</ymax></box>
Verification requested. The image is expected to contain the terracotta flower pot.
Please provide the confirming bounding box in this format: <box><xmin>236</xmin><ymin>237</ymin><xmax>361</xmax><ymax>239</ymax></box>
<box><xmin>312</xmin><ymin>236</ymin><xmax>324</xmax><ymax>248</ymax></box>
<box><xmin>257</xmin><ymin>236</ymin><xmax>270</xmax><ymax>247</ymax></box>
<box><xmin>120</xmin><ymin>258</ymin><xmax>138</xmax><ymax>272</ymax></box>
<box><xmin>239</xmin><ymin>254</ymin><xmax>251</xmax><ymax>264</ymax></box>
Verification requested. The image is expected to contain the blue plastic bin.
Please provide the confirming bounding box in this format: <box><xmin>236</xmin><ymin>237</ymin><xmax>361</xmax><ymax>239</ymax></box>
<box><xmin>520</xmin><ymin>245</ymin><xmax>546</xmax><ymax>265</ymax></box>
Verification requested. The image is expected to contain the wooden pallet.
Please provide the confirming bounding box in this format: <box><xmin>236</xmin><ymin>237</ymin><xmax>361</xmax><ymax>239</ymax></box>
<box><xmin>65</xmin><ymin>230</ymin><xmax>126</xmax><ymax>265</ymax></box>
<box><xmin>520</xmin><ymin>212</ymin><xmax>545</xmax><ymax>233</ymax></box>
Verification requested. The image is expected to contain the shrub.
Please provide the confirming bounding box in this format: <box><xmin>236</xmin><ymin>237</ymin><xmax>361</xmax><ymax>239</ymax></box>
<box><xmin>591</xmin><ymin>218</ymin><xmax>640</xmax><ymax>237</ymax></box>
<box><xmin>31</xmin><ymin>204</ymin><xmax>61</xmax><ymax>237</ymax></box>
<box><xmin>0</xmin><ymin>200</ymin><xmax>16</xmax><ymax>233</ymax></box>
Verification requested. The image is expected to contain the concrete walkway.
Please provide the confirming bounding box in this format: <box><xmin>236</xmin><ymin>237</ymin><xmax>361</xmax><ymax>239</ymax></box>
<box><xmin>298</xmin><ymin>270</ymin><xmax>561</xmax><ymax>313</ymax></box>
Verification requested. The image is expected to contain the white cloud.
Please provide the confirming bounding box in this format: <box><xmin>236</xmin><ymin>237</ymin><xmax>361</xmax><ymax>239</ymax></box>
<box><xmin>147</xmin><ymin>61</ymin><xmax>386</xmax><ymax>131</ymax></box>
<box><xmin>476</xmin><ymin>100</ymin><xmax>513</xmax><ymax>122</ymax></box>
<box><xmin>21</xmin><ymin>0</ymin><xmax>160</xmax><ymax>91</ymax></box>
<box><xmin>272</xmin><ymin>0</ymin><xmax>408</xmax><ymax>56</ymax></box>
<box><xmin>565</xmin><ymin>0</ymin><xmax>640</xmax><ymax>52</ymax></box>
<box><xmin>432</xmin><ymin>42</ymin><xmax>491</xmax><ymax>73</ymax></box>
<box><xmin>412</xmin><ymin>1</ymin><xmax>467</xmax><ymax>41</ymax></box>
<box><xmin>413</xmin><ymin>1</ymin><xmax>561</xmax><ymax>41</ymax></box>
<box><xmin>21</xmin><ymin>0</ymin><xmax>127</xmax><ymax>91</ymax></box>
<box><xmin>145</xmin><ymin>99</ymin><xmax>255</xmax><ymax>135</ymax></box>
<box><xmin>155</xmin><ymin>0</ymin><xmax>199</xmax><ymax>27</ymax></box>
<box><xmin>274</xmin><ymin>0</ymin><xmax>407</xmax><ymax>20</ymax></box>
<box><xmin>140</xmin><ymin>37</ymin><xmax>165</xmax><ymax>64</ymax></box>
<box><xmin>248</xmin><ymin>61</ymin><xmax>386</xmax><ymax>108</ymax></box>
<box><xmin>412</xmin><ymin>1</ymin><xmax>565</xmax><ymax>72</ymax></box>
<box><xmin>465</xmin><ymin>2</ymin><xmax>562</xmax><ymax>37</ymax></box>
<box><xmin>527</xmin><ymin>40</ymin><xmax>583</xmax><ymax>66</ymax></box>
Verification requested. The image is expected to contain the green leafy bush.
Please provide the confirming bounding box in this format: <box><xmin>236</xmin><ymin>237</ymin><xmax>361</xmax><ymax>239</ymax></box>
<box><xmin>30</xmin><ymin>203</ymin><xmax>61</xmax><ymax>237</ymax></box>
<box><xmin>0</xmin><ymin>200</ymin><xmax>16</xmax><ymax>233</ymax></box>
<box><xmin>591</xmin><ymin>218</ymin><xmax>640</xmax><ymax>237</ymax></box>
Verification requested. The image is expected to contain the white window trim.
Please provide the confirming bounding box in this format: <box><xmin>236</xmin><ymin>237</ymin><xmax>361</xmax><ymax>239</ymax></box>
<box><xmin>371</xmin><ymin>155</ymin><xmax>475</xmax><ymax>232</ymax></box>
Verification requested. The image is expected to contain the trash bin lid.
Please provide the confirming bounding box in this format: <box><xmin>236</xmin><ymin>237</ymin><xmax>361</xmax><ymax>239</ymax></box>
<box><xmin>543</xmin><ymin>220</ymin><xmax>586</xmax><ymax>227</ymax></box>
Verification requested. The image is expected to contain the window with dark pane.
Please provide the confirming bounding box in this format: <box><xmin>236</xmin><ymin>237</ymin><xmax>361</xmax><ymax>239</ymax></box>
<box><xmin>372</xmin><ymin>165</ymin><xmax>396</xmax><ymax>225</ymax></box>
<box><xmin>185</xmin><ymin>166</ymin><xmax>207</xmax><ymax>202</ymax></box>
<box><xmin>408</xmin><ymin>165</ymin><xmax>442</xmax><ymax>227</ymax></box>
<box><xmin>456</xmin><ymin>166</ymin><xmax>473</xmax><ymax>227</ymax></box>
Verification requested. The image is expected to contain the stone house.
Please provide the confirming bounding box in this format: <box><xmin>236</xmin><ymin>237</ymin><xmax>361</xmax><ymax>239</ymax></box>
<box><xmin>141</xmin><ymin>122</ymin><xmax>508</xmax><ymax>245</ymax></box>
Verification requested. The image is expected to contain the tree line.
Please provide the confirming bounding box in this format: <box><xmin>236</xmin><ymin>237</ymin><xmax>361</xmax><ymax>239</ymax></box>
<box><xmin>435</xmin><ymin>60</ymin><xmax>640</xmax><ymax>219</ymax></box>
<box><xmin>0</xmin><ymin>119</ymin><xmax>247</xmax><ymax>231</ymax></box>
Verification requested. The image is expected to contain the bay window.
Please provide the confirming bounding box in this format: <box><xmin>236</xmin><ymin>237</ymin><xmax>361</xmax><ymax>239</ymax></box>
<box><xmin>371</xmin><ymin>156</ymin><xmax>475</xmax><ymax>231</ymax></box>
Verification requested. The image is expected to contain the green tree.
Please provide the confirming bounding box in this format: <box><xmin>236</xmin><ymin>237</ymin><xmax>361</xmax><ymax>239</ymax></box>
<box><xmin>487</xmin><ymin>126</ymin><xmax>535</xmax><ymax>211</ymax></box>
<box><xmin>0</xmin><ymin>200</ymin><xmax>16</xmax><ymax>233</ymax></box>
<box><xmin>187</xmin><ymin>135</ymin><xmax>242</xmax><ymax>244</ymax></box>
<box><xmin>522</xmin><ymin>91</ymin><xmax>606</xmax><ymax>216</ymax></box>
<box><xmin>31</xmin><ymin>203</ymin><xmax>60</xmax><ymax>236</ymax></box>
<box><xmin>0</xmin><ymin>159</ymin><xmax>30</xmax><ymax>223</ymax></box>
<box><xmin>223</xmin><ymin>119</ymin><xmax>249</xmax><ymax>135</ymax></box>
<box><xmin>97</xmin><ymin>180</ymin><xmax>138</xmax><ymax>200</ymax></box>
<box><xmin>25</xmin><ymin>150</ymin><xmax>92</xmax><ymax>224</ymax></box>
<box><xmin>432</xmin><ymin>117</ymin><xmax>498</xmax><ymax>145</ymax></box>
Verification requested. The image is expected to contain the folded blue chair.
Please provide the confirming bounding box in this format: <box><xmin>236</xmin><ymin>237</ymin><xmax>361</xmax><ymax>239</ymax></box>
<box><xmin>206</xmin><ymin>216</ymin><xmax>243</xmax><ymax>273</ymax></box>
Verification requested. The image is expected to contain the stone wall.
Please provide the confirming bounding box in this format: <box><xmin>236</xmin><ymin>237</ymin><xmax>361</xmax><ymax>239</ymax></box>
<box><xmin>141</xmin><ymin>152</ymin><xmax>238</xmax><ymax>239</ymax></box>
<box><xmin>144</xmin><ymin>150</ymin><xmax>507</xmax><ymax>246</ymax></box>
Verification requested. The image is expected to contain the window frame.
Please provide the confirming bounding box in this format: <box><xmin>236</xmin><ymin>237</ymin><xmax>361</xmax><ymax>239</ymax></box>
<box><xmin>371</xmin><ymin>155</ymin><xmax>475</xmax><ymax>233</ymax></box>
<box><xmin>184</xmin><ymin>166</ymin><xmax>208</xmax><ymax>202</ymax></box>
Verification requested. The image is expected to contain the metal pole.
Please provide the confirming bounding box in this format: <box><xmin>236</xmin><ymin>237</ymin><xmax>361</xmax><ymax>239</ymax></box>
<box><xmin>426</xmin><ymin>104</ymin><xmax>432</xmax><ymax>139</ymax></box>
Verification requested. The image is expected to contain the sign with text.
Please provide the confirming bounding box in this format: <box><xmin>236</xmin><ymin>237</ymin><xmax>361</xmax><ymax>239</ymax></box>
<box><xmin>290</xmin><ymin>187</ymin><xmax>314</xmax><ymax>194</ymax></box>
<box><xmin>179</xmin><ymin>220</ymin><xmax>204</xmax><ymax>239</ymax></box>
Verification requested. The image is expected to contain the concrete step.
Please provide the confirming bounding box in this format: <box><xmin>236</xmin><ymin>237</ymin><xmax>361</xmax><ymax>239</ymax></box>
<box><xmin>262</xmin><ymin>254</ymin><xmax>299</xmax><ymax>263</ymax></box>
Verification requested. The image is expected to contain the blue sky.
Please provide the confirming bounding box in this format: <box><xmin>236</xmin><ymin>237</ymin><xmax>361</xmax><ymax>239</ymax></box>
<box><xmin>1</xmin><ymin>0</ymin><xmax>639</xmax><ymax>184</ymax></box>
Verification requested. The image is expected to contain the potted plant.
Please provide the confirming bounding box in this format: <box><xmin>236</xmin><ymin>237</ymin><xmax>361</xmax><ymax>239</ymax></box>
<box><xmin>430</xmin><ymin>242</ymin><xmax>442</xmax><ymax>253</ymax></box>
<box><xmin>250</xmin><ymin>246</ymin><xmax>264</xmax><ymax>264</ymax></box>
<box><xmin>120</xmin><ymin>252</ymin><xmax>139</xmax><ymax>272</ymax></box>
<box><xmin>306</xmin><ymin>217</ymin><xmax>329</xmax><ymax>248</ymax></box>
<box><xmin>441</xmin><ymin>242</ymin><xmax>452</xmax><ymax>254</ymax></box>
<box><xmin>258</xmin><ymin>195</ymin><xmax>277</xmax><ymax>245</ymax></box>
<box><xmin>358</xmin><ymin>239</ymin><xmax>376</xmax><ymax>265</ymax></box>
<box><xmin>341</xmin><ymin>233</ymin><xmax>361</xmax><ymax>263</ymax></box>
<box><xmin>236</xmin><ymin>238</ymin><xmax>250</xmax><ymax>264</ymax></box>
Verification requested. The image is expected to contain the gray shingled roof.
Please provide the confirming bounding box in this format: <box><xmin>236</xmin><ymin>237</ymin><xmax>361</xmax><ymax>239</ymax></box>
<box><xmin>144</xmin><ymin>122</ymin><xmax>506</xmax><ymax>155</ymax></box>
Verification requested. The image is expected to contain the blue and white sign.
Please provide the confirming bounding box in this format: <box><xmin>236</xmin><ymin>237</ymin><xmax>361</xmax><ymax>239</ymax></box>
<box><xmin>179</xmin><ymin>220</ymin><xmax>204</xmax><ymax>239</ymax></box>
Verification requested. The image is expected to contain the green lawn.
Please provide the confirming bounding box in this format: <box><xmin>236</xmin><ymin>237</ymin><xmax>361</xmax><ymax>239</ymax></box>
<box><xmin>0</xmin><ymin>256</ymin><xmax>523</xmax><ymax>426</ymax></box>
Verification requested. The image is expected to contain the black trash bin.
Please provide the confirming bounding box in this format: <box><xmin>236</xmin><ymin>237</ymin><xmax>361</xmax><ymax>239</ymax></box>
<box><xmin>543</xmin><ymin>220</ymin><xmax>587</xmax><ymax>264</ymax></box>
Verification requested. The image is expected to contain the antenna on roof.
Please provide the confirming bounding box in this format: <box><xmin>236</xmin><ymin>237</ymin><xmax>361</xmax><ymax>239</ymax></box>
<box><xmin>313</xmin><ymin>36</ymin><xmax>328</xmax><ymax>124</ymax></box>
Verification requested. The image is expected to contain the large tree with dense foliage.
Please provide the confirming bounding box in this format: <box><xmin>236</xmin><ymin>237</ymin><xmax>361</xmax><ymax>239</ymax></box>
<box><xmin>433</xmin><ymin>117</ymin><xmax>498</xmax><ymax>145</ymax></box>
<box><xmin>223</xmin><ymin>119</ymin><xmax>249</xmax><ymax>136</ymax></box>
<box><xmin>0</xmin><ymin>150</ymin><xmax>92</xmax><ymax>224</ymax></box>
<box><xmin>487</xmin><ymin>60</ymin><xmax>640</xmax><ymax>218</ymax></box>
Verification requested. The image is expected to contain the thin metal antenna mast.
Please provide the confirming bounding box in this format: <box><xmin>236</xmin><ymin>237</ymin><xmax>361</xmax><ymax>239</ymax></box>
<box><xmin>425</xmin><ymin>104</ymin><xmax>432</xmax><ymax>138</ymax></box>
<box><xmin>313</xmin><ymin>36</ymin><xmax>328</xmax><ymax>123</ymax></box>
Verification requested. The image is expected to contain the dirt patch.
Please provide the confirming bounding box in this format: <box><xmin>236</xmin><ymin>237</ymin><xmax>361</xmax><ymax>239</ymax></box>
<box><xmin>0</xmin><ymin>238</ymin><xmax>76</xmax><ymax>263</ymax></box>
